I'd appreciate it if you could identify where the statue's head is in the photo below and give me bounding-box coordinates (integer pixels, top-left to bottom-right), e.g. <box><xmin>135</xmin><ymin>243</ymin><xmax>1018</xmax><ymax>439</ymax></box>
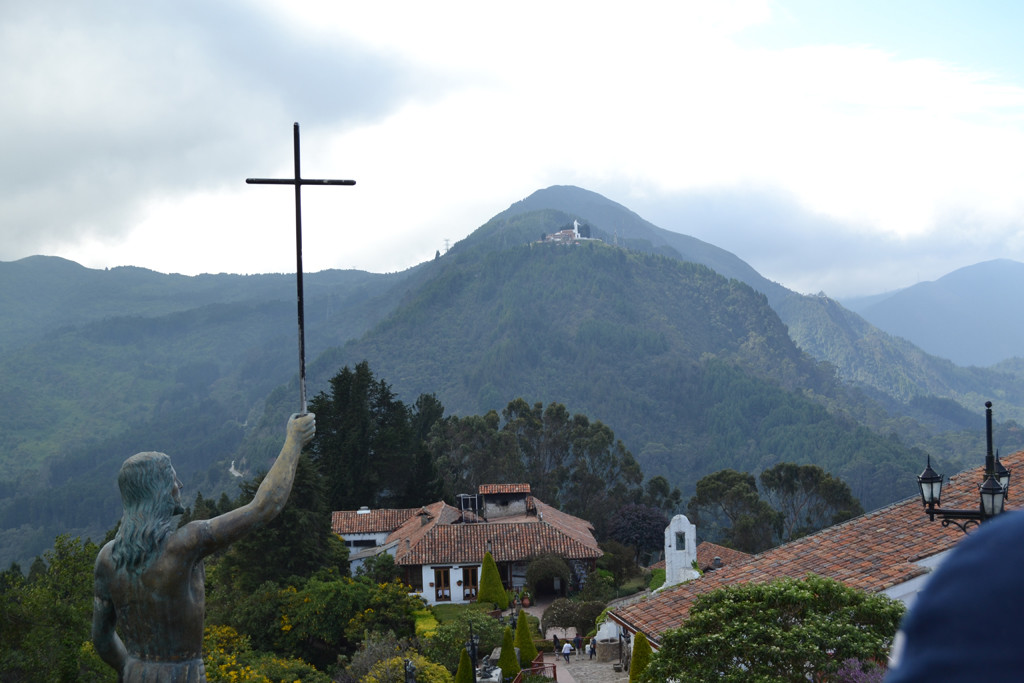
<box><xmin>112</xmin><ymin>452</ymin><xmax>184</xmax><ymax>573</ymax></box>
<box><xmin>118</xmin><ymin>452</ymin><xmax>185</xmax><ymax>518</ymax></box>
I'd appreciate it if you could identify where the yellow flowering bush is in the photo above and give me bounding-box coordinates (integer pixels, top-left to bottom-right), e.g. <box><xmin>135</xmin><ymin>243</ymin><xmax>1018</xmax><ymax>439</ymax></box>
<box><xmin>362</xmin><ymin>653</ymin><xmax>453</xmax><ymax>683</ymax></box>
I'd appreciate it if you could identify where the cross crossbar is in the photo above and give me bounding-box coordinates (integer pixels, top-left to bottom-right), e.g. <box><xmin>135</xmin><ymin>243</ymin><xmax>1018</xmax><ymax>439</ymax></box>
<box><xmin>246</xmin><ymin>122</ymin><xmax>356</xmax><ymax>414</ymax></box>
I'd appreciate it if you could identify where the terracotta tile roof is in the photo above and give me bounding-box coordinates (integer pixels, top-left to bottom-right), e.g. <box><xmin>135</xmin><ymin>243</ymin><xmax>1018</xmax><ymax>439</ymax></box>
<box><xmin>610</xmin><ymin>449</ymin><xmax>1024</xmax><ymax>645</ymax></box>
<box><xmin>479</xmin><ymin>483</ymin><xmax>532</xmax><ymax>494</ymax></box>
<box><xmin>331</xmin><ymin>508</ymin><xmax>419</xmax><ymax>534</ymax></box>
<box><xmin>649</xmin><ymin>542</ymin><xmax>751</xmax><ymax>572</ymax></box>
<box><xmin>394</xmin><ymin>518</ymin><xmax>602</xmax><ymax>565</ymax></box>
<box><xmin>697</xmin><ymin>541</ymin><xmax>751</xmax><ymax>571</ymax></box>
<box><xmin>333</xmin><ymin>492</ymin><xmax>601</xmax><ymax>566</ymax></box>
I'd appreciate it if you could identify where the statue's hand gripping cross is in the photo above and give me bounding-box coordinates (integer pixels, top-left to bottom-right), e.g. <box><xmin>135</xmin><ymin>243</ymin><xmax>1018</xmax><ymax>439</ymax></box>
<box><xmin>247</xmin><ymin>122</ymin><xmax>355</xmax><ymax>414</ymax></box>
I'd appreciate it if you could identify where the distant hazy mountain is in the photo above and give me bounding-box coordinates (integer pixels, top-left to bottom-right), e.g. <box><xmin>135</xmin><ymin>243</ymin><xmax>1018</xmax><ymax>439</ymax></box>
<box><xmin>841</xmin><ymin>259</ymin><xmax>1024</xmax><ymax>367</ymax></box>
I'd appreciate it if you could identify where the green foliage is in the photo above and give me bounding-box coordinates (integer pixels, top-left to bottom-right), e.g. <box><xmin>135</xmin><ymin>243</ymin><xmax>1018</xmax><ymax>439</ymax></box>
<box><xmin>477</xmin><ymin>551</ymin><xmax>508</xmax><ymax>609</ymax></box>
<box><xmin>514</xmin><ymin>609</ymin><xmax>539</xmax><ymax>666</ymax></box>
<box><xmin>454</xmin><ymin>648</ymin><xmax>474</xmax><ymax>683</ymax></box>
<box><xmin>425</xmin><ymin>608</ymin><xmax>504</xmax><ymax>674</ymax></box>
<box><xmin>629</xmin><ymin>631</ymin><xmax>652</xmax><ymax>683</ymax></box>
<box><xmin>541</xmin><ymin>598</ymin><xmax>607</xmax><ymax>638</ymax></box>
<box><xmin>689</xmin><ymin>463</ymin><xmax>866</xmax><ymax>551</ymax></box>
<box><xmin>309</xmin><ymin>361</ymin><xmax>443</xmax><ymax>510</ymax></box>
<box><xmin>497</xmin><ymin>626</ymin><xmax>521</xmax><ymax>679</ymax></box>
<box><xmin>760</xmin><ymin>462</ymin><xmax>864</xmax><ymax>541</ymax></box>
<box><xmin>596</xmin><ymin>540</ymin><xmax>638</xmax><ymax>588</ymax></box>
<box><xmin>608</xmin><ymin>503</ymin><xmax>668</xmax><ymax>565</ymax></box>
<box><xmin>647</xmin><ymin>568</ymin><xmax>666</xmax><ymax>591</ymax></box>
<box><xmin>356</xmin><ymin>552</ymin><xmax>402</xmax><ymax>584</ymax></box>
<box><xmin>363</xmin><ymin>652</ymin><xmax>453</xmax><ymax>683</ymax></box>
<box><xmin>525</xmin><ymin>553</ymin><xmax>571</xmax><ymax>595</ymax></box>
<box><xmin>639</xmin><ymin>574</ymin><xmax>905</xmax><ymax>683</ymax></box>
<box><xmin>688</xmin><ymin>469</ymin><xmax>783</xmax><ymax>552</ymax></box>
<box><xmin>342</xmin><ymin>631</ymin><xmax>416</xmax><ymax>682</ymax></box>
<box><xmin>576</xmin><ymin>569</ymin><xmax>615</xmax><ymax>602</ymax></box>
<box><xmin>0</xmin><ymin>534</ymin><xmax>99</xmax><ymax>682</ymax></box>
<box><xmin>430</xmin><ymin>398</ymin><xmax>644</xmax><ymax>537</ymax></box>
<box><xmin>203</xmin><ymin>623</ymin><xmax>332</xmax><ymax>683</ymax></box>
<box><xmin>215</xmin><ymin>453</ymin><xmax>344</xmax><ymax>593</ymax></box>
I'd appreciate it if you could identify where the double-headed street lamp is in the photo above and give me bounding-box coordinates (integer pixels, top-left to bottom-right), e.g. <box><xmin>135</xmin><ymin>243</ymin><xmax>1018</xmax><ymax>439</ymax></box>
<box><xmin>465</xmin><ymin>623</ymin><xmax>480</xmax><ymax>683</ymax></box>
<box><xmin>917</xmin><ymin>401</ymin><xmax>1011</xmax><ymax>533</ymax></box>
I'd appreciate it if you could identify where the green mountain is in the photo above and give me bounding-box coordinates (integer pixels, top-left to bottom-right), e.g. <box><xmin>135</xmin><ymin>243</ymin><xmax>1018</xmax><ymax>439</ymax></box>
<box><xmin>299</xmin><ymin>234</ymin><xmax>928</xmax><ymax>514</ymax></box>
<box><xmin>1</xmin><ymin>186</ymin><xmax>1020</xmax><ymax>569</ymax></box>
<box><xmin>492</xmin><ymin>187</ymin><xmax>1024</xmax><ymax>425</ymax></box>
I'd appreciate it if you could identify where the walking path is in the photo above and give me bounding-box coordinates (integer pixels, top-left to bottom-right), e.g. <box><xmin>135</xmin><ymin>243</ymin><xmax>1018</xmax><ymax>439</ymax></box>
<box><xmin>520</xmin><ymin>599</ymin><xmax>629</xmax><ymax>683</ymax></box>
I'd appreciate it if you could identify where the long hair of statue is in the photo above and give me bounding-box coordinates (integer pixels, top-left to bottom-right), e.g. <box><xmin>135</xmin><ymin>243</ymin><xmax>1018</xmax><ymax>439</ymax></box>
<box><xmin>111</xmin><ymin>451</ymin><xmax>179</xmax><ymax>575</ymax></box>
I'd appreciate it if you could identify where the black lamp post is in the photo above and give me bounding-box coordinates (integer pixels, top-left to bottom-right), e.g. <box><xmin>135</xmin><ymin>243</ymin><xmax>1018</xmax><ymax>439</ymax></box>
<box><xmin>466</xmin><ymin>623</ymin><xmax>480</xmax><ymax>683</ymax></box>
<box><xmin>917</xmin><ymin>401</ymin><xmax>1011</xmax><ymax>533</ymax></box>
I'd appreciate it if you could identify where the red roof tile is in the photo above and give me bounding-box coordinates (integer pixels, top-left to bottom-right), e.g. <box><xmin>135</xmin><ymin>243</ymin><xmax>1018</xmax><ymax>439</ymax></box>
<box><xmin>333</xmin><ymin>493</ymin><xmax>601</xmax><ymax>566</ymax></box>
<box><xmin>610</xmin><ymin>449</ymin><xmax>1024</xmax><ymax>645</ymax></box>
<box><xmin>479</xmin><ymin>483</ymin><xmax>532</xmax><ymax>494</ymax></box>
<box><xmin>331</xmin><ymin>508</ymin><xmax>419</xmax><ymax>534</ymax></box>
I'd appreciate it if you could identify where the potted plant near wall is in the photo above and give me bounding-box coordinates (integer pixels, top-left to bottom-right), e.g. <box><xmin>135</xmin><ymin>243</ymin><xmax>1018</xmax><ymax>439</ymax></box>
<box><xmin>520</xmin><ymin>589</ymin><xmax>532</xmax><ymax>607</ymax></box>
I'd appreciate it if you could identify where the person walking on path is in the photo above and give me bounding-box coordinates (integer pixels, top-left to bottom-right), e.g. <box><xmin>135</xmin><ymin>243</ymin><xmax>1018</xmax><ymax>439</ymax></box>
<box><xmin>574</xmin><ymin>634</ymin><xmax>583</xmax><ymax>658</ymax></box>
<box><xmin>562</xmin><ymin>641</ymin><xmax>573</xmax><ymax>664</ymax></box>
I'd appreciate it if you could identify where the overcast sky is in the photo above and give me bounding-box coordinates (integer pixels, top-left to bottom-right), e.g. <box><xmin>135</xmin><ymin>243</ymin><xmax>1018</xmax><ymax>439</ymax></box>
<box><xmin>4</xmin><ymin>1</ymin><xmax>1024</xmax><ymax>298</ymax></box>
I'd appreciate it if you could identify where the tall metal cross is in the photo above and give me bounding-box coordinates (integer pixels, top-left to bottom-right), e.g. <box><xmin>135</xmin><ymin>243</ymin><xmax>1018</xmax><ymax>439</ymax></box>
<box><xmin>247</xmin><ymin>122</ymin><xmax>356</xmax><ymax>414</ymax></box>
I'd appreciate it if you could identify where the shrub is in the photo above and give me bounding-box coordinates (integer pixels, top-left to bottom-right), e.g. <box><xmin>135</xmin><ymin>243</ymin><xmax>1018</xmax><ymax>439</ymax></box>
<box><xmin>477</xmin><ymin>552</ymin><xmax>508</xmax><ymax>609</ymax></box>
<box><xmin>629</xmin><ymin>632</ymin><xmax>652</xmax><ymax>683</ymax></box>
<box><xmin>363</xmin><ymin>652</ymin><xmax>453</xmax><ymax>683</ymax></box>
<box><xmin>497</xmin><ymin>627</ymin><xmax>521</xmax><ymax>680</ymax></box>
<box><xmin>514</xmin><ymin>609</ymin><xmax>539</xmax><ymax>666</ymax></box>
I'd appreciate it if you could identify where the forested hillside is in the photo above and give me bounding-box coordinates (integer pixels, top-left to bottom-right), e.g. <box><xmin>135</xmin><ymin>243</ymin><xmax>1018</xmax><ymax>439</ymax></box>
<box><xmin>297</xmin><ymin>237</ymin><xmax>928</xmax><ymax>511</ymax></box>
<box><xmin>3</xmin><ymin>187</ymin><xmax>1023</xmax><ymax>570</ymax></box>
<box><xmin>503</xmin><ymin>187</ymin><xmax>1024</xmax><ymax>425</ymax></box>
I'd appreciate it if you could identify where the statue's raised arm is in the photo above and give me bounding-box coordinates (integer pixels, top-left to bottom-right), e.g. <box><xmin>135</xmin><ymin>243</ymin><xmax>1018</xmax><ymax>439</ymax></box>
<box><xmin>193</xmin><ymin>412</ymin><xmax>316</xmax><ymax>554</ymax></box>
<box><xmin>92</xmin><ymin>412</ymin><xmax>315</xmax><ymax>683</ymax></box>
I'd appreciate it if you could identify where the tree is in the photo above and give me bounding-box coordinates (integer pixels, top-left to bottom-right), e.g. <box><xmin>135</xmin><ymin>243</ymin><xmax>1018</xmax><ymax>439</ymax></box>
<box><xmin>608</xmin><ymin>503</ymin><xmax>669</xmax><ymax>565</ymax></box>
<box><xmin>309</xmin><ymin>362</ymin><xmax>442</xmax><ymax>510</ymax></box>
<box><xmin>454</xmin><ymin>648</ymin><xmax>474</xmax><ymax>683</ymax></box>
<box><xmin>687</xmin><ymin>469</ymin><xmax>782</xmax><ymax>552</ymax></box>
<box><xmin>525</xmin><ymin>553</ymin><xmax>571</xmax><ymax>596</ymax></box>
<box><xmin>514</xmin><ymin>609</ymin><xmax>538</xmax><ymax>666</ymax></box>
<box><xmin>629</xmin><ymin>631</ymin><xmax>652</xmax><ymax>683</ymax></box>
<box><xmin>642</xmin><ymin>475</ymin><xmax>682</xmax><ymax>513</ymax></box>
<box><xmin>497</xmin><ymin>626</ymin><xmax>520</xmax><ymax>680</ymax></box>
<box><xmin>428</xmin><ymin>411</ymin><xmax>522</xmax><ymax>499</ymax></box>
<box><xmin>214</xmin><ymin>453</ymin><xmax>345</xmax><ymax>593</ymax></box>
<box><xmin>363</xmin><ymin>652</ymin><xmax>453</xmax><ymax>683</ymax></box>
<box><xmin>425</xmin><ymin>609</ymin><xmax>503</xmax><ymax>674</ymax></box>
<box><xmin>639</xmin><ymin>574</ymin><xmax>905</xmax><ymax>683</ymax></box>
<box><xmin>477</xmin><ymin>551</ymin><xmax>508</xmax><ymax>609</ymax></box>
<box><xmin>541</xmin><ymin>598</ymin><xmax>606</xmax><ymax>638</ymax></box>
<box><xmin>597</xmin><ymin>540</ymin><xmax>637</xmax><ymax>588</ymax></box>
<box><xmin>356</xmin><ymin>552</ymin><xmax>402</xmax><ymax>584</ymax></box>
<box><xmin>0</xmin><ymin>535</ymin><xmax>101</xmax><ymax>683</ymax></box>
<box><xmin>760</xmin><ymin>462</ymin><xmax>863</xmax><ymax>541</ymax></box>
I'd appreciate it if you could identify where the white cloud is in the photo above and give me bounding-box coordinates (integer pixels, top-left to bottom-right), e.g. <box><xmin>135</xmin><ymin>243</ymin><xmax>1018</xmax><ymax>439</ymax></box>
<box><xmin>4</xmin><ymin>0</ymin><xmax>1024</xmax><ymax>296</ymax></box>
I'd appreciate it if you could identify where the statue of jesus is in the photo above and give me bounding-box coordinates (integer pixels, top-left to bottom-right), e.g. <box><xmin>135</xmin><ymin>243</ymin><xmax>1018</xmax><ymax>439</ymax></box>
<box><xmin>91</xmin><ymin>412</ymin><xmax>316</xmax><ymax>682</ymax></box>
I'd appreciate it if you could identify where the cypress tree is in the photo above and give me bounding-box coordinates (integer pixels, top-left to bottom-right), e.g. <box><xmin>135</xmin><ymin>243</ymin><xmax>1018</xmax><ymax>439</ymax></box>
<box><xmin>514</xmin><ymin>609</ymin><xmax>538</xmax><ymax>667</ymax></box>
<box><xmin>497</xmin><ymin>626</ymin><xmax>521</xmax><ymax>680</ymax></box>
<box><xmin>629</xmin><ymin>631</ymin><xmax>652</xmax><ymax>683</ymax></box>
<box><xmin>454</xmin><ymin>648</ymin><xmax>474</xmax><ymax>683</ymax></box>
<box><xmin>477</xmin><ymin>551</ymin><xmax>508</xmax><ymax>609</ymax></box>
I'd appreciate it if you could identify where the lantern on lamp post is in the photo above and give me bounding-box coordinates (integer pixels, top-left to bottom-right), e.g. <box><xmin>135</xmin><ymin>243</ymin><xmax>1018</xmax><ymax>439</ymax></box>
<box><xmin>917</xmin><ymin>402</ymin><xmax>1010</xmax><ymax>533</ymax></box>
